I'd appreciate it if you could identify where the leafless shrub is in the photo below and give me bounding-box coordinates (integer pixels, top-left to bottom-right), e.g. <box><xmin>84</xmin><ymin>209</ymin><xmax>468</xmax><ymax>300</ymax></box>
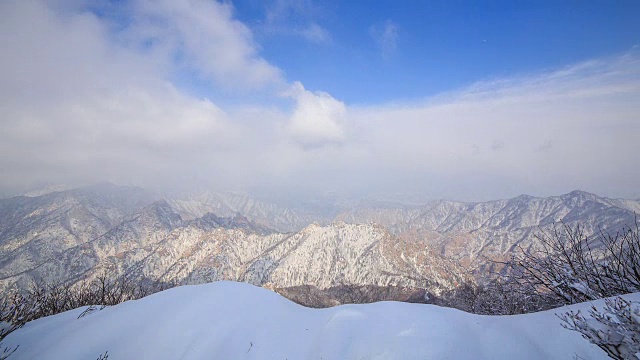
<box><xmin>441</xmin><ymin>220</ymin><xmax>640</xmax><ymax>316</ymax></box>
<box><xmin>488</xmin><ymin>219</ymin><xmax>640</xmax><ymax>359</ymax></box>
<box><xmin>558</xmin><ymin>297</ymin><xmax>640</xmax><ymax>360</ymax></box>
<box><xmin>501</xmin><ymin>221</ymin><xmax>640</xmax><ymax>309</ymax></box>
<box><xmin>0</xmin><ymin>273</ymin><xmax>176</xmax><ymax>359</ymax></box>
<box><xmin>0</xmin><ymin>273</ymin><xmax>174</xmax><ymax>341</ymax></box>
<box><xmin>0</xmin><ymin>291</ymin><xmax>41</xmax><ymax>341</ymax></box>
<box><xmin>440</xmin><ymin>277</ymin><xmax>550</xmax><ymax>315</ymax></box>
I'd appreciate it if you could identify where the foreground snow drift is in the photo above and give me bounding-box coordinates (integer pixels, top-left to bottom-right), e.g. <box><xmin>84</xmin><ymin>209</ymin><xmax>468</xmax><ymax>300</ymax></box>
<box><xmin>4</xmin><ymin>281</ymin><xmax>635</xmax><ymax>360</ymax></box>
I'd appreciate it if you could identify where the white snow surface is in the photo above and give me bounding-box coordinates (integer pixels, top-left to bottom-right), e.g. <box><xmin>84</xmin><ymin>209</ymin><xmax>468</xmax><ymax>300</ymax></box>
<box><xmin>5</xmin><ymin>281</ymin><xmax>637</xmax><ymax>360</ymax></box>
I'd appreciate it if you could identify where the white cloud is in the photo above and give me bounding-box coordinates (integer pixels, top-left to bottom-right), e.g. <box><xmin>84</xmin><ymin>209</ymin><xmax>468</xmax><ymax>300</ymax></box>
<box><xmin>1</xmin><ymin>0</ymin><xmax>639</xmax><ymax>201</ymax></box>
<box><xmin>0</xmin><ymin>0</ymin><xmax>268</xmax><ymax>194</ymax></box>
<box><xmin>285</xmin><ymin>82</ymin><xmax>347</xmax><ymax>148</ymax></box>
<box><xmin>346</xmin><ymin>53</ymin><xmax>640</xmax><ymax>200</ymax></box>
<box><xmin>370</xmin><ymin>20</ymin><xmax>398</xmax><ymax>58</ymax></box>
<box><xmin>130</xmin><ymin>0</ymin><xmax>283</xmax><ymax>89</ymax></box>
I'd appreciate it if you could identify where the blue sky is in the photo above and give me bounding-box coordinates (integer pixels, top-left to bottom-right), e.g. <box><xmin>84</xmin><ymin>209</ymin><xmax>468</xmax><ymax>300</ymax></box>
<box><xmin>230</xmin><ymin>0</ymin><xmax>640</xmax><ymax>104</ymax></box>
<box><xmin>1</xmin><ymin>0</ymin><xmax>640</xmax><ymax>201</ymax></box>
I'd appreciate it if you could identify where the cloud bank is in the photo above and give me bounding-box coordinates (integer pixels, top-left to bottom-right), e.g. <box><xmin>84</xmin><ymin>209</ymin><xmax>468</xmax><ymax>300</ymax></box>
<box><xmin>132</xmin><ymin>0</ymin><xmax>283</xmax><ymax>89</ymax></box>
<box><xmin>1</xmin><ymin>0</ymin><xmax>639</xmax><ymax>201</ymax></box>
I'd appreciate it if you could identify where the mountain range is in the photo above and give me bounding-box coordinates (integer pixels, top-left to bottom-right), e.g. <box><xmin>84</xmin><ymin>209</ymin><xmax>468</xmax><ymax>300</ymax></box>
<box><xmin>0</xmin><ymin>183</ymin><xmax>638</xmax><ymax>305</ymax></box>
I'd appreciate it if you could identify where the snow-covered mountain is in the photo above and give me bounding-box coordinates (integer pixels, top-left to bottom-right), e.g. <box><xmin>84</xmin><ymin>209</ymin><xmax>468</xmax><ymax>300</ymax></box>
<box><xmin>335</xmin><ymin>190</ymin><xmax>640</xmax><ymax>276</ymax></box>
<box><xmin>0</xmin><ymin>184</ymin><xmax>156</xmax><ymax>285</ymax></box>
<box><xmin>0</xmin><ymin>184</ymin><xmax>638</xmax><ymax>299</ymax></box>
<box><xmin>3</xmin><ymin>281</ymin><xmax>633</xmax><ymax>360</ymax></box>
<box><xmin>0</xmin><ymin>195</ymin><xmax>466</xmax><ymax>297</ymax></box>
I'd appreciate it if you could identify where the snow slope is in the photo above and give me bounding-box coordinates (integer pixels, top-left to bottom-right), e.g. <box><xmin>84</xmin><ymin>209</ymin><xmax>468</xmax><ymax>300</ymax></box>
<box><xmin>4</xmin><ymin>281</ymin><xmax>634</xmax><ymax>360</ymax></box>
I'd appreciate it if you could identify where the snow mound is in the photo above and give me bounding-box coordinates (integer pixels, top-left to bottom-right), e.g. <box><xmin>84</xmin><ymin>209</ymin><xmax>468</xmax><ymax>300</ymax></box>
<box><xmin>4</xmin><ymin>281</ymin><xmax>636</xmax><ymax>359</ymax></box>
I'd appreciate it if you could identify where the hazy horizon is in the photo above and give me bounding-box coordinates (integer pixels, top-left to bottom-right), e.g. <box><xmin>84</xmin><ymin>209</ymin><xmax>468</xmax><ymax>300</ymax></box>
<box><xmin>1</xmin><ymin>1</ymin><xmax>639</xmax><ymax>202</ymax></box>
<box><xmin>3</xmin><ymin>181</ymin><xmax>638</xmax><ymax>209</ymax></box>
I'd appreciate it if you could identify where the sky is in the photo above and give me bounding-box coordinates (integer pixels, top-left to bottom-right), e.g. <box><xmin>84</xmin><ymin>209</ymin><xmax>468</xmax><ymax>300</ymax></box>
<box><xmin>0</xmin><ymin>0</ymin><xmax>639</xmax><ymax>202</ymax></box>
